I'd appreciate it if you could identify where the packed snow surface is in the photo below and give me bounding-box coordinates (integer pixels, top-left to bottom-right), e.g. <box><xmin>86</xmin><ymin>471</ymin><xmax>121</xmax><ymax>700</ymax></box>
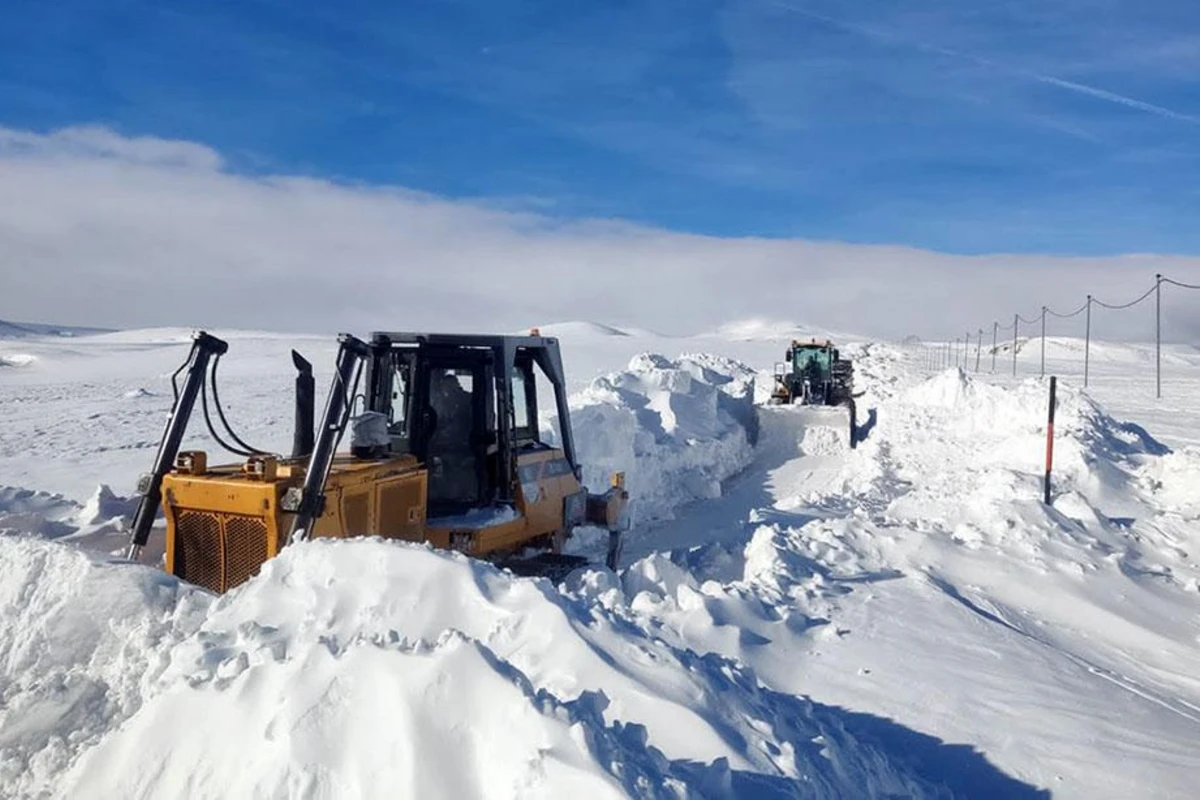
<box><xmin>3</xmin><ymin>323</ymin><xmax>1200</xmax><ymax>798</ymax></box>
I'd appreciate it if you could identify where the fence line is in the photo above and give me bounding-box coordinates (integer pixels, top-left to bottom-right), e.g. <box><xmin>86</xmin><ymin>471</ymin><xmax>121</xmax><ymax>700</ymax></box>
<box><xmin>918</xmin><ymin>274</ymin><xmax>1200</xmax><ymax>398</ymax></box>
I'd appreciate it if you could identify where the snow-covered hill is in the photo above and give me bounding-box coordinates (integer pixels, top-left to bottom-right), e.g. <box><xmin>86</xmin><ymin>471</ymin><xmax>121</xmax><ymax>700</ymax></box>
<box><xmin>2</xmin><ymin>324</ymin><xmax>1200</xmax><ymax>798</ymax></box>
<box><xmin>0</xmin><ymin>319</ymin><xmax>113</xmax><ymax>338</ymax></box>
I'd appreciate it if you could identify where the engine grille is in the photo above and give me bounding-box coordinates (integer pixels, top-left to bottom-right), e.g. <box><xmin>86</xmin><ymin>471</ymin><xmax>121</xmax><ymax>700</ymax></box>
<box><xmin>174</xmin><ymin>511</ymin><xmax>269</xmax><ymax>593</ymax></box>
<box><xmin>176</xmin><ymin>511</ymin><xmax>223</xmax><ymax>593</ymax></box>
<box><xmin>224</xmin><ymin>515</ymin><xmax>269</xmax><ymax>590</ymax></box>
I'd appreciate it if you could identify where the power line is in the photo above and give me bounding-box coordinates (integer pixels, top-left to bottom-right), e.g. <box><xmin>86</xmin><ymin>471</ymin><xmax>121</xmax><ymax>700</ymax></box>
<box><xmin>1093</xmin><ymin>284</ymin><xmax>1156</xmax><ymax>310</ymax></box>
<box><xmin>921</xmin><ymin>273</ymin><xmax>1200</xmax><ymax>397</ymax></box>
<box><xmin>1046</xmin><ymin>301</ymin><xmax>1088</xmax><ymax>319</ymax></box>
<box><xmin>1162</xmin><ymin>276</ymin><xmax>1200</xmax><ymax>290</ymax></box>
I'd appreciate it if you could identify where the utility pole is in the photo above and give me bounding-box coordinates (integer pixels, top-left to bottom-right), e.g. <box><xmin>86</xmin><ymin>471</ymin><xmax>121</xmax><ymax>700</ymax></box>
<box><xmin>1156</xmin><ymin>274</ymin><xmax>1162</xmax><ymax>399</ymax></box>
<box><xmin>991</xmin><ymin>322</ymin><xmax>998</xmax><ymax>373</ymax></box>
<box><xmin>976</xmin><ymin>328</ymin><xmax>983</xmax><ymax>372</ymax></box>
<box><xmin>1040</xmin><ymin>306</ymin><xmax>1047</xmax><ymax>378</ymax></box>
<box><xmin>1012</xmin><ymin>314</ymin><xmax>1018</xmax><ymax>377</ymax></box>
<box><xmin>1084</xmin><ymin>295</ymin><xmax>1092</xmax><ymax>388</ymax></box>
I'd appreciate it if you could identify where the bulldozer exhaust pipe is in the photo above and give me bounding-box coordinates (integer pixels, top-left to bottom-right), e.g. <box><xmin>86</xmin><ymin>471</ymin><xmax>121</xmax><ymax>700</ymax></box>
<box><xmin>291</xmin><ymin>350</ymin><xmax>315</xmax><ymax>458</ymax></box>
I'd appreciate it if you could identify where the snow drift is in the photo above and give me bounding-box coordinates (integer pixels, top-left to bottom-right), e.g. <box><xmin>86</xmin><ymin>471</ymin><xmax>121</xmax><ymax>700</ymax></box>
<box><xmin>0</xmin><ymin>536</ymin><xmax>951</xmax><ymax>799</ymax></box>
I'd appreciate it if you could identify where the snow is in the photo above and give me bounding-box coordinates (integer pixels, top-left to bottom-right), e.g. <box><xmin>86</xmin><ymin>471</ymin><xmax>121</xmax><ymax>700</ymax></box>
<box><xmin>0</xmin><ymin>354</ymin><xmax>37</xmax><ymax>368</ymax></box>
<box><xmin>3</xmin><ymin>324</ymin><xmax>1200</xmax><ymax>798</ymax></box>
<box><xmin>553</xmin><ymin>352</ymin><xmax>758</xmax><ymax>528</ymax></box>
<box><xmin>712</xmin><ymin>318</ymin><xmax>833</xmax><ymax>342</ymax></box>
<box><xmin>524</xmin><ymin>320</ymin><xmax>633</xmax><ymax>338</ymax></box>
<box><xmin>429</xmin><ymin>504</ymin><xmax>520</xmax><ymax>529</ymax></box>
<box><xmin>1</xmin><ymin>536</ymin><xmax>955</xmax><ymax>799</ymax></box>
<box><xmin>0</xmin><ymin>319</ymin><xmax>112</xmax><ymax>339</ymax></box>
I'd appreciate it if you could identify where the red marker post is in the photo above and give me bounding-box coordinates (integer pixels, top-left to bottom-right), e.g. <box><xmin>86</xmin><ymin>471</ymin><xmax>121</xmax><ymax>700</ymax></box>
<box><xmin>1044</xmin><ymin>376</ymin><xmax>1057</xmax><ymax>505</ymax></box>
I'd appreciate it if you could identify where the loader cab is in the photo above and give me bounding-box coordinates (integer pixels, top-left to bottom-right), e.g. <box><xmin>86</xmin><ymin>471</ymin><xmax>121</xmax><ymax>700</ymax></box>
<box><xmin>364</xmin><ymin>332</ymin><xmax>579</xmax><ymax>519</ymax></box>
<box><xmin>791</xmin><ymin>343</ymin><xmax>834</xmax><ymax>379</ymax></box>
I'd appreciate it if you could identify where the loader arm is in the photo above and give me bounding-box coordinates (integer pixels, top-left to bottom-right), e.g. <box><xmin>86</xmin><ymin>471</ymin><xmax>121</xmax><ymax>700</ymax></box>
<box><xmin>125</xmin><ymin>331</ymin><xmax>229</xmax><ymax>560</ymax></box>
<box><xmin>285</xmin><ymin>333</ymin><xmax>372</xmax><ymax>543</ymax></box>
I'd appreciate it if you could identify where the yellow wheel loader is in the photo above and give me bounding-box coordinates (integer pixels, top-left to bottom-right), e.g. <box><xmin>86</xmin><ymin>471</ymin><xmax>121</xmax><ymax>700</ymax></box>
<box><xmin>124</xmin><ymin>330</ymin><xmax>629</xmax><ymax>594</ymax></box>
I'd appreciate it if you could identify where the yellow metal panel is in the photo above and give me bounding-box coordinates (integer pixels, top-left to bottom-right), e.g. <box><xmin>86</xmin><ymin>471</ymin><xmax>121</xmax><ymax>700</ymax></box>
<box><xmin>376</xmin><ymin>471</ymin><xmax>427</xmax><ymax>542</ymax></box>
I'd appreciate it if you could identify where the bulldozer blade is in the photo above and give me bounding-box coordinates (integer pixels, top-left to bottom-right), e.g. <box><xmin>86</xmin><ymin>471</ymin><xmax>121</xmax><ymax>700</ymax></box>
<box><xmin>501</xmin><ymin>552</ymin><xmax>594</xmax><ymax>583</ymax></box>
<box><xmin>774</xmin><ymin>404</ymin><xmax>857</xmax><ymax>454</ymax></box>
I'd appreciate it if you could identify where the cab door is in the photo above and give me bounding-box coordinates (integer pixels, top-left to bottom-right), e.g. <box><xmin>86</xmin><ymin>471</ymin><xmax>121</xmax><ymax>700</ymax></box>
<box><xmin>410</xmin><ymin>349</ymin><xmax>496</xmax><ymax>515</ymax></box>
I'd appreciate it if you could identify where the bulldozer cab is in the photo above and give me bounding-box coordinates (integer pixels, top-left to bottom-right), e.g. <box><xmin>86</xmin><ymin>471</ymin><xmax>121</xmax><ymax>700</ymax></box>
<box><xmin>365</xmin><ymin>332</ymin><xmax>577</xmax><ymax>521</ymax></box>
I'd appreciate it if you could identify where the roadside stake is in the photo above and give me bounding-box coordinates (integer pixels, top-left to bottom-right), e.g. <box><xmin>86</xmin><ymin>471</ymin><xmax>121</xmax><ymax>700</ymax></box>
<box><xmin>1044</xmin><ymin>376</ymin><xmax>1057</xmax><ymax>505</ymax></box>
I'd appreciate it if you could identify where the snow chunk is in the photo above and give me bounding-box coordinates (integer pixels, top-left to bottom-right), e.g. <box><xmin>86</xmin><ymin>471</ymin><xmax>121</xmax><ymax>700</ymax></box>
<box><xmin>0</xmin><ymin>486</ymin><xmax>81</xmax><ymax>537</ymax></box>
<box><xmin>1</xmin><ymin>484</ymin><xmax>139</xmax><ymax>554</ymax></box>
<box><xmin>0</xmin><ymin>353</ymin><xmax>36</xmax><ymax>368</ymax></box>
<box><xmin>76</xmin><ymin>483</ymin><xmax>138</xmax><ymax>529</ymax></box>
<box><xmin>556</xmin><ymin>353</ymin><xmax>758</xmax><ymax>524</ymax></box>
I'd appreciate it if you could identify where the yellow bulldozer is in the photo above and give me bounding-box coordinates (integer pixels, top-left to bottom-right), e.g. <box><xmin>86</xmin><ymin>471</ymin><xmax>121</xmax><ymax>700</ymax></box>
<box><xmin>124</xmin><ymin>330</ymin><xmax>629</xmax><ymax>594</ymax></box>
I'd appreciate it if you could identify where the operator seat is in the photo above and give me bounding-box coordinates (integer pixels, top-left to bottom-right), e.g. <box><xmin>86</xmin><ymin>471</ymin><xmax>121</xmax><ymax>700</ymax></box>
<box><xmin>426</xmin><ymin>370</ymin><xmax>480</xmax><ymax>506</ymax></box>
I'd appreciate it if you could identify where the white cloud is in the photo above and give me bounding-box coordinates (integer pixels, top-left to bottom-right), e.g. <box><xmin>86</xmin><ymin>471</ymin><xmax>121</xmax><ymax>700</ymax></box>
<box><xmin>0</xmin><ymin>125</ymin><xmax>1198</xmax><ymax>342</ymax></box>
<box><xmin>0</xmin><ymin>125</ymin><xmax>223</xmax><ymax>170</ymax></box>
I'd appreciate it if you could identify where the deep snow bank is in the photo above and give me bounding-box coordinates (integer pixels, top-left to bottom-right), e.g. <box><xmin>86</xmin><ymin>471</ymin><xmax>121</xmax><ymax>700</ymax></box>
<box><xmin>872</xmin><ymin>367</ymin><xmax>1200</xmax><ymax>607</ymax></box>
<box><xmin>0</xmin><ymin>536</ymin><xmax>951</xmax><ymax>799</ymax></box>
<box><xmin>0</xmin><ymin>537</ymin><xmax>209</xmax><ymax>798</ymax></box>
<box><xmin>893</xmin><ymin>368</ymin><xmax>1177</xmax><ymax>513</ymax></box>
<box><xmin>556</xmin><ymin>353</ymin><xmax>758</xmax><ymax>525</ymax></box>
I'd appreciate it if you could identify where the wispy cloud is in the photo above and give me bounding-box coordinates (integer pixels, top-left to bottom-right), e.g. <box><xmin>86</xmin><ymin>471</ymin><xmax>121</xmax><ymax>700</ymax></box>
<box><xmin>1025</xmin><ymin>73</ymin><xmax>1200</xmax><ymax>125</ymax></box>
<box><xmin>769</xmin><ymin>1</ymin><xmax>1200</xmax><ymax>126</ymax></box>
<box><xmin>1</xmin><ymin>126</ymin><xmax>1198</xmax><ymax>342</ymax></box>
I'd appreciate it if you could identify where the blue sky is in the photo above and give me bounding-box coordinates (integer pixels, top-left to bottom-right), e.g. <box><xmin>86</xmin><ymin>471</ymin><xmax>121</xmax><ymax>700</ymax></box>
<box><xmin>2</xmin><ymin>0</ymin><xmax>1199</xmax><ymax>255</ymax></box>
